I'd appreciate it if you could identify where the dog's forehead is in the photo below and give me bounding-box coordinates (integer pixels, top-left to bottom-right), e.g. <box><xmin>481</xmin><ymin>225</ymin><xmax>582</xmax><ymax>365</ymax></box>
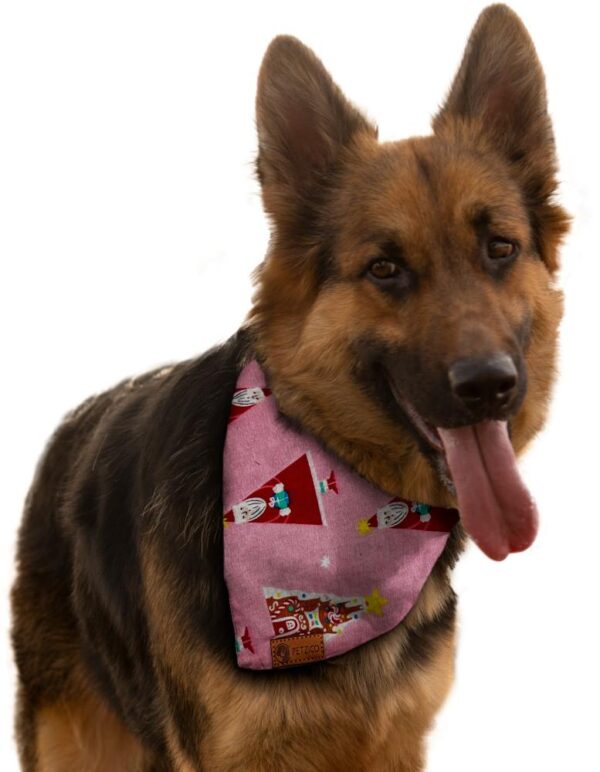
<box><xmin>337</xmin><ymin>136</ymin><xmax>530</xmax><ymax>259</ymax></box>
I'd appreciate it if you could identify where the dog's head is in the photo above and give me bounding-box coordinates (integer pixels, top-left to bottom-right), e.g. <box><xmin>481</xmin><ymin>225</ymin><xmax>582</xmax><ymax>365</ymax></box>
<box><xmin>250</xmin><ymin>5</ymin><xmax>569</xmax><ymax>559</ymax></box>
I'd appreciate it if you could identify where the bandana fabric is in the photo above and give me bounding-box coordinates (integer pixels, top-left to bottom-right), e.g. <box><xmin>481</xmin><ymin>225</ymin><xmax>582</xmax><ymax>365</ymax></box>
<box><xmin>223</xmin><ymin>361</ymin><xmax>459</xmax><ymax>669</ymax></box>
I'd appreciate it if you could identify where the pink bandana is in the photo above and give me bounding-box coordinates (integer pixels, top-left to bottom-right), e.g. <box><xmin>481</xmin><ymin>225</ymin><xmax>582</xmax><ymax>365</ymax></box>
<box><xmin>223</xmin><ymin>361</ymin><xmax>458</xmax><ymax>669</ymax></box>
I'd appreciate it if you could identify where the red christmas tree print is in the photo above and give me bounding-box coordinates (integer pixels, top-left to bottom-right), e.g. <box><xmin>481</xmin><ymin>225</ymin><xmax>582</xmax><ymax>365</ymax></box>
<box><xmin>357</xmin><ymin>498</ymin><xmax>458</xmax><ymax>535</ymax></box>
<box><xmin>224</xmin><ymin>453</ymin><xmax>337</xmax><ymax>526</ymax></box>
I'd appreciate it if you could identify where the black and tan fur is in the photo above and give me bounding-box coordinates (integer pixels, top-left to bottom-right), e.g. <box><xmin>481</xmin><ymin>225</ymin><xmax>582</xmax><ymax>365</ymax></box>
<box><xmin>12</xmin><ymin>6</ymin><xmax>569</xmax><ymax>770</ymax></box>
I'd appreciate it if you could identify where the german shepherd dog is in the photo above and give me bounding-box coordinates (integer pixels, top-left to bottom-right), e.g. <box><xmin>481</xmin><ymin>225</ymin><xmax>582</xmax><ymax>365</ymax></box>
<box><xmin>11</xmin><ymin>5</ymin><xmax>569</xmax><ymax>770</ymax></box>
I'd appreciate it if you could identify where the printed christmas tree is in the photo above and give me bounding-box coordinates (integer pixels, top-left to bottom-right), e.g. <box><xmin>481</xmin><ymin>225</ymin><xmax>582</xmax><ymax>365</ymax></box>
<box><xmin>357</xmin><ymin>498</ymin><xmax>459</xmax><ymax>535</ymax></box>
<box><xmin>224</xmin><ymin>453</ymin><xmax>337</xmax><ymax>526</ymax></box>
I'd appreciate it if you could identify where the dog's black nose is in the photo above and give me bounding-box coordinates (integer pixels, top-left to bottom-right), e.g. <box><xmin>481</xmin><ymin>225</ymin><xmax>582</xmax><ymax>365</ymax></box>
<box><xmin>448</xmin><ymin>353</ymin><xmax>518</xmax><ymax>415</ymax></box>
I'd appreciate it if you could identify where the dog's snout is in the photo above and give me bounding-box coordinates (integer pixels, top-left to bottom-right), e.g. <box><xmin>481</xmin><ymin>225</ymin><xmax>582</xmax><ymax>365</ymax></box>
<box><xmin>448</xmin><ymin>353</ymin><xmax>518</xmax><ymax>415</ymax></box>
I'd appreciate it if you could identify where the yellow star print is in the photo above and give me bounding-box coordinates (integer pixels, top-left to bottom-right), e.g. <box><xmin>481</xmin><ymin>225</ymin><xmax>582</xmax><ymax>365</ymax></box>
<box><xmin>357</xmin><ymin>518</ymin><xmax>371</xmax><ymax>535</ymax></box>
<box><xmin>364</xmin><ymin>588</ymin><xmax>388</xmax><ymax>616</ymax></box>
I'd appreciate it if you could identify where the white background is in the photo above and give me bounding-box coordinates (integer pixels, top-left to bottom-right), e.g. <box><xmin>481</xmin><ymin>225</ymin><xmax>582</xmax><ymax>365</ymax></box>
<box><xmin>1</xmin><ymin>1</ymin><xmax>598</xmax><ymax>769</ymax></box>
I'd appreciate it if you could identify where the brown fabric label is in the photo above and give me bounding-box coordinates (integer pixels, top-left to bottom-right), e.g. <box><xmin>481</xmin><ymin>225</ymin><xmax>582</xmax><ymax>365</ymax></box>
<box><xmin>270</xmin><ymin>633</ymin><xmax>325</xmax><ymax>668</ymax></box>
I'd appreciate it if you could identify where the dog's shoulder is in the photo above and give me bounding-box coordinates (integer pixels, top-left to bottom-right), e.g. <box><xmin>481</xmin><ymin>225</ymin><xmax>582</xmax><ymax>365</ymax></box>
<box><xmin>59</xmin><ymin>329</ymin><xmax>250</xmax><ymax>533</ymax></box>
<box><xmin>17</xmin><ymin>327</ymin><xmax>250</xmax><ymax>618</ymax></box>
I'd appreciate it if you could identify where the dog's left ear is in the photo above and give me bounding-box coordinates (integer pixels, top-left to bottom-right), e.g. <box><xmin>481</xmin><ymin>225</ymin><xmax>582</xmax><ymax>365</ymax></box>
<box><xmin>433</xmin><ymin>5</ymin><xmax>569</xmax><ymax>272</ymax></box>
<box><xmin>256</xmin><ymin>36</ymin><xmax>376</xmax><ymax>238</ymax></box>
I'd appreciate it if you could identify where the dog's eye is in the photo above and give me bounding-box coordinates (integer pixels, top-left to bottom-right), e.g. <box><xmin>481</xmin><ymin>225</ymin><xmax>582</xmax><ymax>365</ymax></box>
<box><xmin>488</xmin><ymin>239</ymin><xmax>518</xmax><ymax>260</ymax></box>
<box><xmin>368</xmin><ymin>260</ymin><xmax>399</xmax><ymax>280</ymax></box>
<box><xmin>365</xmin><ymin>257</ymin><xmax>414</xmax><ymax>295</ymax></box>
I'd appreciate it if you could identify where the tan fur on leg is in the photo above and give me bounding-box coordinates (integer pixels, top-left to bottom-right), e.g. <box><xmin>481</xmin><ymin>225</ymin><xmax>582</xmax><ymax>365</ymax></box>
<box><xmin>35</xmin><ymin>690</ymin><xmax>146</xmax><ymax>772</ymax></box>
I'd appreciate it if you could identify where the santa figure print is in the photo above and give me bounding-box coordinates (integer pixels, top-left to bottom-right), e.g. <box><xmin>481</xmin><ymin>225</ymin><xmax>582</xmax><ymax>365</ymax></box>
<box><xmin>357</xmin><ymin>498</ymin><xmax>459</xmax><ymax>534</ymax></box>
<box><xmin>224</xmin><ymin>453</ymin><xmax>338</xmax><ymax>526</ymax></box>
<box><xmin>375</xmin><ymin>501</ymin><xmax>409</xmax><ymax>528</ymax></box>
<box><xmin>230</xmin><ymin>497</ymin><xmax>267</xmax><ymax>523</ymax></box>
<box><xmin>228</xmin><ymin>385</ymin><xmax>272</xmax><ymax>423</ymax></box>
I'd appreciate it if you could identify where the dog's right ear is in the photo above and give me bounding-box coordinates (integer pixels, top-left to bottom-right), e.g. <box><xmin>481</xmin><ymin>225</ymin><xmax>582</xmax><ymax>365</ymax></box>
<box><xmin>256</xmin><ymin>36</ymin><xmax>376</xmax><ymax>236</ymax></box>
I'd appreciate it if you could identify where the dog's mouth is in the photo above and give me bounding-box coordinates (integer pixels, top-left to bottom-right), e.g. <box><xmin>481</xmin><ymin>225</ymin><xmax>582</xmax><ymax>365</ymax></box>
<box><xmin>387</xmin><ymin>377</ymin><xmax>445</xmax><ymax>454</ymax></box>
<box><xmin>385</xmin><ymin>374</ymin><xmax>538</xmax><ymax>562</ymax></box>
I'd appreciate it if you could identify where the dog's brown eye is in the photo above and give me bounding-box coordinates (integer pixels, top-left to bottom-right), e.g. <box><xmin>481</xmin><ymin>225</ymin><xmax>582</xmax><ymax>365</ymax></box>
<box><xmin>488</xmin><ymin>239</ymin><xmax>517</xmax><ymax>260</ymax></box>
<box><xmin>368</xmin><ymin>260</ymin><xmax>398</xmax><ymax>280</ymax></box>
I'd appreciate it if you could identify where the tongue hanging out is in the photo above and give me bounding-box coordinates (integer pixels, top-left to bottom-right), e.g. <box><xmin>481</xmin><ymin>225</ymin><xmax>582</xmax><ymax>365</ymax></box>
<box><xmin>437</xmin><ymin>421</ymin><xmax>538</xmax><ymax>561</ymax></box>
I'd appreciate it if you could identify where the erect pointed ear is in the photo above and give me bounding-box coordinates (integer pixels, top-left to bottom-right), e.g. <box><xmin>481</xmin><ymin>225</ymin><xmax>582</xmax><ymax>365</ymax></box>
<box><xmin>434</xmin><ymin>5</ymin><xmax>550</xmax><ymax>162</ymax></box>
<box><xmin>256</xmin><ymin>36</ymin><xmax>376</xmax><ymax>236</ymax></box>
<box><xmin>433</xmin><ymin>5</ymin><xmax>569</xmax><ymax>272</ymax></box>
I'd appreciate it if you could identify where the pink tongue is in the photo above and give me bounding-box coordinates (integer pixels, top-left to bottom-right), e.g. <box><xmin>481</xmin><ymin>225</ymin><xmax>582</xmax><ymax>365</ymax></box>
<box><xmin>437</xmin><ymin>421</ymin><xmax>538</xmax><ymax>561</ymax></box>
